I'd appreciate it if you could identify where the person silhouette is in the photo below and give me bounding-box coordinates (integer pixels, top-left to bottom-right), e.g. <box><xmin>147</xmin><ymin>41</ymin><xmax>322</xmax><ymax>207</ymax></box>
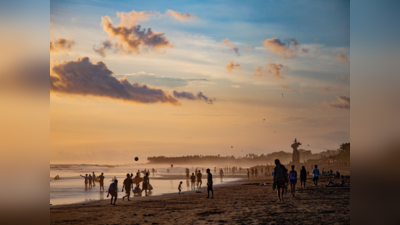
<box><xmin>206</xmin><ymin>168</ymin><xmax>214</xmax><ymax>199</ymax></box>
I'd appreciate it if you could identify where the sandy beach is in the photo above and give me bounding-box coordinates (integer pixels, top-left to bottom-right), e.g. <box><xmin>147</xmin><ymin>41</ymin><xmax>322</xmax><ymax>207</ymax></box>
<box><xmin>50</xmin><ymin>174</ymin><xmax>350</xmax><ymax>224</ymax></box>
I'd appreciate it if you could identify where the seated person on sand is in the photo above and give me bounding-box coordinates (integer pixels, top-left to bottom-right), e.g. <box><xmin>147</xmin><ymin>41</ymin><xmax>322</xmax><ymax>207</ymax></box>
<box><xmin>133</xmin><ymin>184</ymin><xmax>142</xmax><ymax>196</ymax></box>
<box><xmin>326</xmin><ymin>178</ymin><xmax>346</xmax><ymax>187</ymax></box>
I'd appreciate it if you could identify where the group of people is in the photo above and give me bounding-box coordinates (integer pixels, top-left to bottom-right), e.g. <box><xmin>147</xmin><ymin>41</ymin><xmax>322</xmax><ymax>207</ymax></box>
<box><xmin>80</xmin><ymin>172</ymin><xmax>105</xmax><ymax>191</ymax></box>
<box><xmin>107</xmin><ymin>172</ymin><xmax>151</xmax><ymax>205</ymax></box>
<box><xmin>189</xmin><ymin>170</ymin><xmax>203</xmax><ymax>189</ymax></box>
<box><xmin>272</xmin><ymin>159</ymin><xmax>324</xmax><ymax>202</ymax></box>
<box><xmin>179</xmin><ymin>168</ymin><xmax>214</xmax><ymax>198</ymax></box>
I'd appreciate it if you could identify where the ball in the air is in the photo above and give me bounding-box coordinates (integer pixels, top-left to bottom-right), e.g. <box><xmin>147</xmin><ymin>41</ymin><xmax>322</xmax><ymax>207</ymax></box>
<box><xmin>135</xmin><ymin>157</ymin><xmax>139</xmax><ymax>161</ymax></box>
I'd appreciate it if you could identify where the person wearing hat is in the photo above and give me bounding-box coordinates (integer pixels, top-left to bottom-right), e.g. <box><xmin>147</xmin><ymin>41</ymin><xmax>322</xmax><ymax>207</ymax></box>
<box><xmin>107</xmin><ymin>179</ymin><xmax>118</xmax><ymax>205</ymax></box>
<box><xmin>206</xmin><ymin>168</ymin><xmax>214</xmax><ymax>199</ymax></box>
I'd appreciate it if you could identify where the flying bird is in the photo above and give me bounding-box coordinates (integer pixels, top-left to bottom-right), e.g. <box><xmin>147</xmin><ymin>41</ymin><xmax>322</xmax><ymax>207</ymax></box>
<box><xmin>231</xmin><ymin>146</ymin><xmax>233</xmax><ymax>148</ymax></box>
<box><xmin>274</xmin><ymin>131</ymin><xmax>277</xmax><ymax>133</ymax></box>
<box><xmin>262</xmin><ymin>119</ymin><xmax>265</xmax><ymax>122</ymax></box>
<box><xmin>308</xmin><ymin>144</ymin><xmax>310</xmax><ymax>146</ymax></box>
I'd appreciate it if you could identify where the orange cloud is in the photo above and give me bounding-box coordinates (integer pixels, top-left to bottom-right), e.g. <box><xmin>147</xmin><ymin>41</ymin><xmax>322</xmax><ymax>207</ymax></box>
<box><xmin>225</xmin><ymin>60</ymin><xmax>241</xmax><ymax>72</ymax></box>
<box><xmin>50</xmin><ymin>57</ymin><xmax>179</xmax><ymax>105</ymax></box>
<box><xmin>94</xmin><ymin>14</ymin><xmax>172</xmax><ymax>57</ymax></box>
<box><xmin>267</xmin><ymin>63</ymin><xmax>286</xmax><ymax>79</ymax></box>
<box><xmin>253</xmin><ymin>66</ymin><xmax>264</xmax><ymax>77</ymax></box>
<box><xmin>50</xmin><ymin>38</ymin><xmax>75</xmax><ymax>53</ymax></box>
<box><xmin>335</xmin><ymin>47</ymin><xmax>349</xmax><ymax>62</ymax></box>
<box><xmin>263</xmin><ymin>38</ymin><xmax>295</xmax><ymax>59</ymax></box>
<box><xmin>166</xmin><ymin>10</ymin><xmax>197</xmax><ymax>21</ymax></box>
<box><xmin>222</xmin><ymin>38</ymin><xmax>239</xmax><ymax>56</ymax></box>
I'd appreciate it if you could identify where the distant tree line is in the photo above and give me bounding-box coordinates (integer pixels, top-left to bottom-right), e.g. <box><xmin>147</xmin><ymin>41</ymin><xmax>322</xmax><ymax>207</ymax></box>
<box><xmin>147</xmin><ymin>143</ymin><xmax>349</xmax><ymax>165</ymax></box>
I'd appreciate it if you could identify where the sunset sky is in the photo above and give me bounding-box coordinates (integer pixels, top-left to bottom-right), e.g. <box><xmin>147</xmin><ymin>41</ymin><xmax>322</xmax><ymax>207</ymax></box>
<box><xmin>50</xmin><ymin>0</ymin><xmax>350</xmax><ymax>164</ymax></box>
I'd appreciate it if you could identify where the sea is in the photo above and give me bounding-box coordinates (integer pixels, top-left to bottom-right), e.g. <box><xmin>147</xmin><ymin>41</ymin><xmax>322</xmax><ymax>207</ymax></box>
<box><xmin>50</xmin><ymin>164</ymin><xmax>239</xmax><ymax>205</ymax></box>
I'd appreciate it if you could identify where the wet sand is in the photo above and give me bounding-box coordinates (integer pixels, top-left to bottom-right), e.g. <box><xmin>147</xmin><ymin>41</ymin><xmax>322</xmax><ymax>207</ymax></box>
<box><xmin>50</xmin><ymin>174</ymin><xmax>350</xmax><ymax>224</ymax></box>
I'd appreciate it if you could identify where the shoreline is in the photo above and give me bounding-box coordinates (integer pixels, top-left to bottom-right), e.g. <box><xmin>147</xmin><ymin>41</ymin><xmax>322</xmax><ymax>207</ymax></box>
<box><xmin>50</xmin><ymin>177</ymin><xmax>244</xmax><ymax>207</ymax></box>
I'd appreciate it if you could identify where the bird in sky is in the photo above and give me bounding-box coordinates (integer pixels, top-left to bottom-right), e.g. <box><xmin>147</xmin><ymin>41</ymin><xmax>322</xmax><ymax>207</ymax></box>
<box><xmin>274</xmin><ymin>131</ymin><xmax>277</xmax><ymax>133</ymax></box>
<box><xmin>262</xmin><ymin>119</ymin><xmax>265</xmax><ymax>122</ymax></box>
<box><xmin>231</xmin><ymin>146</ymin><xmax>233</xmax><ymax>148</ymax></box>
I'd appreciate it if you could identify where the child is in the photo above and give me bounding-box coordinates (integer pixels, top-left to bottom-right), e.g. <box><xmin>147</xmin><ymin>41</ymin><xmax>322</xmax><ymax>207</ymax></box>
<box><xmin>178</xmin><ymin>181</ymin><xmax>183</xmax><ymax>195</ymax></box>
<box><xmin>289</xmin><ymin>165</ymin><xmax>297</xmax><ymax>197</ymax></box>
<box><xmin>313</xmin><ymin>165</ymin><xmax>320</xmax><ymax>187</ymax></box>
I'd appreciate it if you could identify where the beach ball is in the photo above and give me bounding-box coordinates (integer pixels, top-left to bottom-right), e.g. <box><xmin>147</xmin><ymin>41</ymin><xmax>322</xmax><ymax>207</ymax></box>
<box><xmin>135</xmin><ymin>157</ymin><xmax>139</xmax><ymax>161</ymax></box>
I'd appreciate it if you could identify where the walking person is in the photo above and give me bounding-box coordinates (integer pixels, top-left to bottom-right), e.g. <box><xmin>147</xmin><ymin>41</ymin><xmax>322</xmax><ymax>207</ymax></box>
<box><xmin>122</xmin><ymin>173</ymin><xmax>133</xmax><ymax>201</ymax></box>
<box><xmin>247</xmin><ymin>169</ymin><xmax>250</xmax><ymax>180</ymax></box>
<box><xmin>273</xmin><ymin>159</ymin><xmax>287</xmax><ymax>202</ymax></box>
<box><xmin>92</xmin><ymin>172</ymin><xmax>96</xmax><ymax>187</ymax></box>
<box><xmin>300</xmin><ymin>166</ymin><xmax>307</xmax><ymax>189</ymax></box>
<box><xmin>142</xmin><ymin>172</ymin><xmax>150</xmax><ymax>196</ymax></box>
<box><xmin>107</xmin><ymin>179</ymin><xmax>118</xmax><ymax>205</ymax></box>
<box><xmin>190</xmin><ymin>173</ymin><xmax>196</xmax><ymax>190</ymax></box>
<box><xmin>313</xmin><ymin>165</ymin><xmax>320</xmax><ymax>187</ymax></box>
<box><xmin>289</xmin><ymin>165</ymin><xmax>297</xmax><ymax>197</ymax></box>
<box><xmin>197</xmin><ymin>170</ymin><xmax>202</xmax><ymax>188</ymax></box>
<box><xmin>98</xmin><ymin>173</ymin><xmax>105</xmax><ymax>191</ymax></box>
<box><xmin>206</xmin><ymin>168</ymin><xmax>214</xmax><ymax>199</ymax></box>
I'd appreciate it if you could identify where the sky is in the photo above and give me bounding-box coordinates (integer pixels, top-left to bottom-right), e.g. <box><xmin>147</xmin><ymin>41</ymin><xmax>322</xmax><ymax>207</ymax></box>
<box><xmin>50</xmin><ymin>0</ymin><xmax>350</xmax><ymax>164</ymax></box>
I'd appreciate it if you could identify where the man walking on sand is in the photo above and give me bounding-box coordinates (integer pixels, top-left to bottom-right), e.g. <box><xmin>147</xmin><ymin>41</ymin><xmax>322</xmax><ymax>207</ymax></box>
<box><xmin>197</xmin><ymin>170</ymin><xmax>202</xmax><ymax>188</ymax></box>
<box><xmin>313</xmin><ymin>165</ymin><xmax>320</xmax><ymax>187</ymax></box>
<box><xmin>206</xmin><ymin>168</ymin><xmax>214</xmax><ymax>199</ymax></box>
<box><xmin>107</xmin><ymin>179</ymin><xmax>118</xmax><ymax>205</ymax></box>
<box><xmin>247</xmin><ymin>169</ymin><xmax>250</xmax><ymax>180</ymax></box>
<box><xmin>122</xmin><ymin>173</ymin><xmax>133</xmax><ymax>201</ymax></box>
<box><xmin>273</xmin><ymin>159</ymin><xmax>287</xmax><ymax>202</ymax></box>
<box><xmin>300</xmin><ymin>166</ymin><xmax>307</xmax><ymax>189</ymax></box>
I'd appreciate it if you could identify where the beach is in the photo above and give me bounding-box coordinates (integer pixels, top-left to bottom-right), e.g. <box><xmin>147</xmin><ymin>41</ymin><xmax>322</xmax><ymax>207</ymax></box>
<box><xmin>50</xmin><ymin>174</ymin><xmax>350</xmax><ymax>224</ymax></box>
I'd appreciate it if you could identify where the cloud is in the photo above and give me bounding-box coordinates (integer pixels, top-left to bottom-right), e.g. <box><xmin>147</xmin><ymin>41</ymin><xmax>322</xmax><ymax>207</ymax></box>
<box><xmin>50</xmin><ymin>57</ymin><xmax>179</xmax><ymax>105</ymax></box>
<box><xmin>263</xmin><ymin>38</ymin><xmax>295</xmax><ymax>59</ymax></box>
<box><xmin>339</xmin><ymin>75</ymin><xmax>350</xmax><ymax>80</ymax></box>
<box><xmin>319</xmin><ymin>86</ymin><xmax>332</xmax><ymax>93</ymax></box>
<box><xmin>253</xmin><ymin>66</ymin><xmax>264</xmax><ymax>77</ymax></box>
<box><xmin>267</xmin><ymin>63</ymin><xmax>286</xmax><ymax>79</ymax></box>
<box><xmin>231</xmin><ymin>85</ymin><xmax>240</xmax><ymax>88</ymax></box>
<box><xmin>115</xmin><ymin>74</ymin><xmax>209</xmax><ymax>88</ymax></box>
<box><xmin>173</xmin><ymin>91</ymin><xmax>214</xmax><ymax>104</ymax></box>
<box><xmin>335</xmin><ymin>47</ymin><xmax>349</xmax><ymax>62</ymax></box>
<box><xmin>280</xmin><ymin>85</ymin><xmax>298</xmax><ymax>92</ymax></box>
<box><xmin>329</xmin><ymin>96</ymin><xmax>350</xmax><ymax>109</ymax></box>
<box><xmin>93</xmin><ymin>40</ymin><xmax>113</xmax><ymax>57</ymax></box>
<box><xmin>245</xmin><ymin>46</ymin><xmax>252</xmax><ymax>51</ymax></box>
<box><xmin>95</xmin><ymin>14</ymin><xmax>172</xmax><ymax>56</ymax></box>
<box><xmin>225</xmin><ymin>60</ymin><xmax>241</xmax><ymax>72</ymax></box>
<box><xmin>222</xmin><ymin>38</ymin><xmax>239</xmax><ymax>56</ymax></box>
<box><xmin>166</xmin><ymin>10</ymin><xmax>197</xmax><ymax>21</ymax></box>
<box><xmin>50</xmin><ymin>38</ymin><xmax>75</xmax><ymax>53</ymax></box>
